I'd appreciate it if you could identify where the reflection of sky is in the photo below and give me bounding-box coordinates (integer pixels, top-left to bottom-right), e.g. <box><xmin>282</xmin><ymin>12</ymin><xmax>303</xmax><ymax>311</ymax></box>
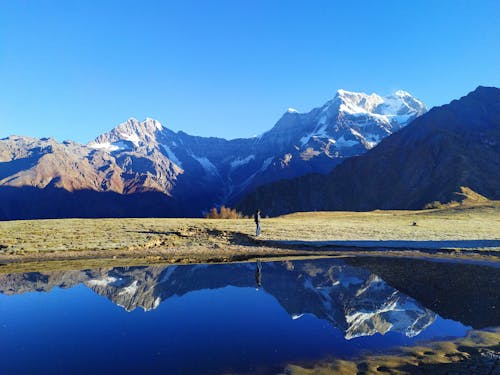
<box><xmin>0</xmin><ymin>283</ymin><xmax>470</xmax><ymax>375</ymax></box>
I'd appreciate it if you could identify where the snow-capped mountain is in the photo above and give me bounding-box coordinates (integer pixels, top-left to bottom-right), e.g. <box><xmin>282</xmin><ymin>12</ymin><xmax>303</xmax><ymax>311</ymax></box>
<box><xmin>89</xmin><ymin>117</ymin><xmax>165</xmax><ymax>152</ymax></box>
<box><xmin>259</xmin><ymin>89</ymin><xmax>425</xmax><ymax>152</ymax></box>
<box><xmin>0</xmin><ymin>89</ymin><xmax>426</xmax><ymax>219</ymax></box>
<box><xmin>237</xmin><ymin>86</ymin><xmax>500</xmax><ymax>216</ymax></box>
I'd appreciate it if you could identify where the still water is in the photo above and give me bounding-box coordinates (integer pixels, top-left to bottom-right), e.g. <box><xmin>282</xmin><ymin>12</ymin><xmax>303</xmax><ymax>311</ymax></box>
<box><xmin>0</xmin><ymin>257</ymin><xmax>498</xmax><ymax>374</ymax></box>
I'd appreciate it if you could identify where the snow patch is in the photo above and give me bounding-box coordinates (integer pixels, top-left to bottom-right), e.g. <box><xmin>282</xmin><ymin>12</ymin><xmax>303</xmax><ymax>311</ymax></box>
<box><xmin>161</xmin><ymin>145</ymin><xmax>183</xmax><ymax>168</ymax></box>
<box><xmin>88</xmin><ymin>142</ymin><xmax>120</xmax><ymax>152</ymax></box>
<box><xmin>87</xmin><ymin>276</ymin><xmax>117</xmax><ymax>287</ymax></box>
<box><xmin>191</xmin><ymin>154</ymin><xmax>219</xmax><ymax>176</ymax></box>
<box><xmin>153</xmin><ymin>297</ymin><xmax>161</xmax><ymax>309</ymax></box>
<box><xmin>230</xmin><ymin>155</ymin><xmax>255</xmax><ymax>169</ymax></box>
<box><xmin>145</xmin><ymin>117</ymin><xmax>163</xmax><ymax>130</ymax></box>
<box><xmin>119</xmin><ymin>132</ymin><xmax>141</xmax><ymax>147</ymax></box>
<box><xmin>350</xmin><ymin>128</ymin><xmax>363</xmax><ymax>138</ymax></box>
<box><xmin>118</xmin><ymin>280</ymin><xmax>138</xmax><ymax>296</ymax></box>
<box><xmin>300</xmin><ymin>121</ymin><xmax>328</xmax><ymax>146</ymax></box>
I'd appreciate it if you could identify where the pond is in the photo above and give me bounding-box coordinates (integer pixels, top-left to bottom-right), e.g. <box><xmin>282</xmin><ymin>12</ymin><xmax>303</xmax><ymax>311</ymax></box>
<box><xmin>0</xmin><ymin>257</ymin><xmax>498</xmax><ymax>374</ymax></box>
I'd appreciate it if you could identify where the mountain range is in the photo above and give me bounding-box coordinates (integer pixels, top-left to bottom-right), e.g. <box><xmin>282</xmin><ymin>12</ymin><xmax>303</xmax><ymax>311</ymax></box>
<box><xmin>1</xmin><ymin>86</ymin><xmax>498</xmax><ymax>220</ymax></box>
<box><xmin>0</xmin><ymin>89</ymin><xmax>426</xmax><ymax>219</ymax></box>
<box><xmin>238</xmin><ymin>86</ymin><xmax>500</xmax><ymax>216</ymax></box>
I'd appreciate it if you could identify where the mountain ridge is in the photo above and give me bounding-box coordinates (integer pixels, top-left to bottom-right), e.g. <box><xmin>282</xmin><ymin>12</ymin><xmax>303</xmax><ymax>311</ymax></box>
<box><xmin>237</xmin><ymin>86</ymin><xmax>500</xmax><ymax>215</ymax></box>
<box><xmin>0</xmin><ymin>89</ymin><xmax>425</xmax><ymax>219</ymax></box>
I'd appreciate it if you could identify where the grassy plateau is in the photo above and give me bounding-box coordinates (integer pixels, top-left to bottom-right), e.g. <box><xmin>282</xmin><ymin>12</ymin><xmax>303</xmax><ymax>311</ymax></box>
<box><xmin>0</xmin><ymin>202</ymin><xmax>499</xmax><ymax>273</ymax></box>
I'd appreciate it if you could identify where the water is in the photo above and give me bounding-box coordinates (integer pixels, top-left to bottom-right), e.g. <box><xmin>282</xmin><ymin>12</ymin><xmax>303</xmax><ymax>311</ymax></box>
<box><xmin>0</xmin><ymin>257</ymin><xmax>498</xmax><ymax>374</ymax></box>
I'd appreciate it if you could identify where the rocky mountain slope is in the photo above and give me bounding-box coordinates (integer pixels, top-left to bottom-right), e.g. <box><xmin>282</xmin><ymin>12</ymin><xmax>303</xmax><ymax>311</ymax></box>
<box><xmin>238</xmin><ymin>86</ymin><xmax>500</xmax><ymax>216</ymax></box>
<box><xmin>0</xmin><ymin>90</ymin><xmax>425</xmax><ymax>219</ymax></box>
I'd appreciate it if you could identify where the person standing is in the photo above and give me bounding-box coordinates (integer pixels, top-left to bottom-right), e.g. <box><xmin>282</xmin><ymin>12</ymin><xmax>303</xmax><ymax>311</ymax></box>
<box><xmin>254</xmin><ymin>209</ymin><xmax>261</xmax><ymax>236</ymax></box>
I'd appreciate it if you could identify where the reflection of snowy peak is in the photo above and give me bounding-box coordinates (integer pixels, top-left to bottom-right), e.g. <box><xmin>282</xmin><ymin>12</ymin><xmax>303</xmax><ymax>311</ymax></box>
<box><xmin>0</xmin><ymin>260</ymin><xmax>435</xmax><ymax>339</ymax></box>
<box><xmin>84</xmin><ymin>266</ymin><xmax>168</xmax><ymax>312</ymax></box>
<box><xmin>341</xmin><ymin>274</ymin><xmax>435</xmax><ymax>339</ymax></box>
<box><xmin>0</xmin><ymin>89</ymin><xmax>425</xmax><ymax>218</ymax></box>
<box><xmin>264</xmin><ymin>262</ymin><xmax>435</xmax><ymax>339</ymax></box>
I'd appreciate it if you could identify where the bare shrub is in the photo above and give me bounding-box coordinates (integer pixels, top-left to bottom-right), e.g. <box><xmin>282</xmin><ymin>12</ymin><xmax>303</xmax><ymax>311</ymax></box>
<box><xmin>424</xmin><ymin>201</ymin><xmax>444</xmax><ymax>209</ymax></box>
<box><xmin>204</xmin><ymin>206</ymin><xmax>245</xmax><ymax>219</ymax></box>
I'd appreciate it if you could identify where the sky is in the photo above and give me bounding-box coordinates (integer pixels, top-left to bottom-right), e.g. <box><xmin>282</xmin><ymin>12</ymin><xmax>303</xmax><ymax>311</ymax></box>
<box><xmin>0</xmin><ymin>0</ymin><xmax>499</xmax><ymax>143</ymax></box>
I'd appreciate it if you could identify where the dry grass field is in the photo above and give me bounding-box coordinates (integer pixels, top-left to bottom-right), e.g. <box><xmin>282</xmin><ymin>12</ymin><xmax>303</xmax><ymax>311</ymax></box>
<box><xmin>0</xmin><ymin>202</ymin><xmax>499</xmax><ymax>271</ymax></box>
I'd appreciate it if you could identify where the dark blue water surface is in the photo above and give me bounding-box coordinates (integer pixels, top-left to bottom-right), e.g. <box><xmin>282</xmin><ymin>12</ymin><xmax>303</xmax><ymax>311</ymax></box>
<box><xmin>0</xmin><ymin>257</ymin><xmax>498</xmax><ymax>374</ymax></box>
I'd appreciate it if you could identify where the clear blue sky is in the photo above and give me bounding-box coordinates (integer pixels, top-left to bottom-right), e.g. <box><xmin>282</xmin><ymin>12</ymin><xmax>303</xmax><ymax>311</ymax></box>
<box><xmin>0</xmin><ymin>0</ymin><xmax>499</xmax><ymax>143</ymax></box>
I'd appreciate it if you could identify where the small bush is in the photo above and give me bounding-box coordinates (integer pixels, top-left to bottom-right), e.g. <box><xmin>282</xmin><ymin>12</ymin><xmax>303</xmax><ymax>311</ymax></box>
<box><xmin>424</xmin><ymin>201</ymin><xmax>443</xmax><ymax>209</ymax></box>
<box><xmin>205</xmin><ymin>206</ymin><xmax>245</xmax><ymax>219</ymax></box>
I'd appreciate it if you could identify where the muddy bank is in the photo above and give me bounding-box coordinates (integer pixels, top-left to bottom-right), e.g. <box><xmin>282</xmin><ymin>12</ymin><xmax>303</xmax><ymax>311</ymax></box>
<box><xmin>1</xmin><ymin>243</ymin><xmax>499</xmax><ymax>275</ymax></box>
<box><xmin>286</xmin><ymin>328</ymin><xmax>500</xmax><ymax>375</ymax></box>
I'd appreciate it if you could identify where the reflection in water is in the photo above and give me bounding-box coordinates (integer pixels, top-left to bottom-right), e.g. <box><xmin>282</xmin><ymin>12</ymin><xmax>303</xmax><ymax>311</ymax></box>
<box><xmin>255</xmin><ymin>260</ymin><xmax>262</xmax><ymax>289</ymax></box>
<box><xmin>347</xmin><ymin>257</ymin><xmax>500</xmax><ymax>329</ymax></box>
<box><xmin>1</xmin><ymin>257</ymin><xmax>497</xmax><ymax>375</ymax></box>
<box><xmin>1</xmin><ymin>258</ymin><xmax>496</xmax><ymax>338</ymax></box>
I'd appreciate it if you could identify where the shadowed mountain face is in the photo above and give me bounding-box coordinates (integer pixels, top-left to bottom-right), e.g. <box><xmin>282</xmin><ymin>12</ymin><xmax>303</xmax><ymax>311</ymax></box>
<box><xmin>238</xmin><ymin>86</ymin><xmax>500</xmax><ymax>216</ymax></box>
<box><xmin>0</xmin><ymin>90</ymin><xmax>425</xmax><ymax>219</ymax></box>
<box><xmin>3</xmin><ymin>258</ymin><xmax>498</xmax><ymax>339</ymax></box>
<box><xmin>0</xmin><ymin>186</ymin><xmax>184</xmax><ymax>219</ymax></box>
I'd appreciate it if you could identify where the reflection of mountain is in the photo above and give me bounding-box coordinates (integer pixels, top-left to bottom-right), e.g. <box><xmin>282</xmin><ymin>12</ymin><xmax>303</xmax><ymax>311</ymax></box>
<box><xmin>347</xmin><ymin>257</ymin><xmax>500</xmax><ymax>329</ymax></box>
<box><xmin>262</xmin><ymin>262</ymin><xmax>436</xmax><ymax>339</ymax></box>
<box><xmin>0</xmin><ymin>259</ymin><xmax>442</xmax><ymax>339</ymax></box>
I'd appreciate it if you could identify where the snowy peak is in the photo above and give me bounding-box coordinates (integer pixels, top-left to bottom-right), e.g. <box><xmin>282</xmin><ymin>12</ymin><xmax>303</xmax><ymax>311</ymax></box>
<box><xmin>263</xmin><ymin>88</ymin><xmax>426</xmax><ymax>155</ymax></box>
<box><xmin>376</xmin><ymin>90</ymin><xmax>427</xmax><ymax>117</ymax></box>
<box><xmin>106</xmin><ymin>117</ymin><xmax>164</xmax><ymax>145</ymax></box>
<box><xmin>335</xmin><ymin>89</ymin><xmax>427</xmax><ymax>120</ymax></box>
<box><xmin>278</xmin><ymin>88</ymin><xmax>425</xmax><ymax>120</ymax></box>
<box><xmin>89</xmin><ymin>117</ymin><xmax>165</xmax><ymax>151</ymax></box>
<box><xmin>335</xmin><ymin>89</ymin><xmax>385</xmax><ymax>114</ymax></box>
